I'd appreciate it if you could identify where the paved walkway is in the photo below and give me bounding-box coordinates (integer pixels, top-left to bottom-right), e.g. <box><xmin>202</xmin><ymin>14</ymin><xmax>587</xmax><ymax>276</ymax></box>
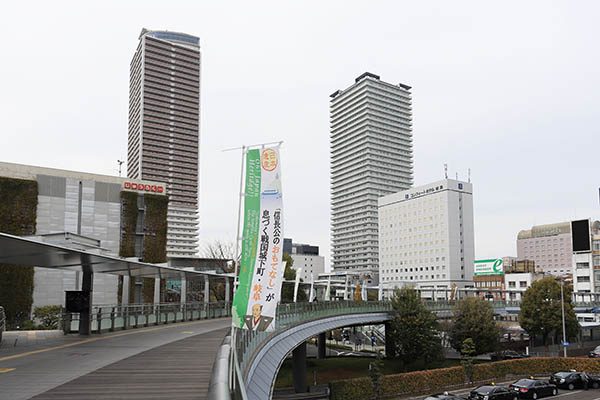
<box><xmin>0</xmin><ymin>318</ymin><xmax>230</xmax><ymax>400</ymax></box>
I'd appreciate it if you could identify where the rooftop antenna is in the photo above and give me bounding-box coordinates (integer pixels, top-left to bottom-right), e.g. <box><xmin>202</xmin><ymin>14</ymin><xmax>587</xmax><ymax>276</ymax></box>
<box><xmin>117</xmin><ymin>160</ymin><xmax>124</xmax><ymax>177</ymax></box>
<box><xmin>444</xmin><ymin>163</ymin><xmax>448</xmax><ymax>179</ymax></box>
<box><xmin>455</xmin><ymin>172</ymin><xmax>458</xmax><ymax>180</ymax></box>
<box><xmin>468</xmin><ymin>168</ymin><xmax>471</xmax><ymax>183</ymax></box>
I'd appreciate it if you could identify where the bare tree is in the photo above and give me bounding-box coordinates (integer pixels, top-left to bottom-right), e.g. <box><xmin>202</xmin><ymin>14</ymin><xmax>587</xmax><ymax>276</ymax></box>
<box><xmin>201</xmin><ymin>239</ymin><xmax>236</xmax><ymax>273</ymax></box>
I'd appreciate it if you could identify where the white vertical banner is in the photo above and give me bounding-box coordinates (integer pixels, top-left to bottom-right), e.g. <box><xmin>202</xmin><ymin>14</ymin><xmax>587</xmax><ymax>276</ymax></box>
<box><xmin>378</xmin><ymin>284</ymin><xmax>383</xmax><ymax>301</ymax></box>
<box><xmin>325</xmin><ymin>277</ymin><xmax>331</xmax><ymax>301</ymax></box>
<box><xmin>361</xmin><ymin>281</ymin><xmax>367</xmax><ymax>301</ymax></box>
<box><xmin>309</xmin><ymin>275</ymin><xmax>314</xmax><ymax>303</ymax></box>
<box><xmin>242</xmin><ymin>146</ymin><xmax>284</xmax><ymax>332</ymax></box>
<box><xmin>293</xmin><ymin>267</ymin><xmax>302</xmax><ymax>303</ymax></box>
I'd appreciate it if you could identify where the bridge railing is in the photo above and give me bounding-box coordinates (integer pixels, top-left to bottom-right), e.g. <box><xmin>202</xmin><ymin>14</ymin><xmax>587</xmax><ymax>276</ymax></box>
<box><xmin>232</xmin><ymin>300</ymin><xmax>392</xmax><ymax>389</ymax></box>
<box><xmin>62</xmin><ymin>301</ymin><xmax>231</xmax><ymax>334</ymax></box>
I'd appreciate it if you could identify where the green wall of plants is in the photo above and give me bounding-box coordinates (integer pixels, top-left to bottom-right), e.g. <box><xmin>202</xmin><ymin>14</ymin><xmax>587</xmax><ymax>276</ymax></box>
<box><xmin>0</xmin><ymin>177</ymin><xmax>38</xmax><ymax>328</ymax></box>
<box><xmin>142</xmin><ymin>193</ymin><xmax>168</xmax><ymax>263</ymax></box>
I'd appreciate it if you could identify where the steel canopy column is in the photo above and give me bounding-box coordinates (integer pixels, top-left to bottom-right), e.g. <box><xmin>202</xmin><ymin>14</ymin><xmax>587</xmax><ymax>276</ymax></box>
<box><xmin>317</xmin><ymin>332</ymin><xmax>326</xmax><ymax>359</ymax></box>
<box><xmin>292</xmin><ymin>342</ymin><xmax>307</xmax><ymax>393</ymax></box>
<box><xmin>154</xmin><ymin>277</ymin><xmax>161</xmax><ymax>304</ymax></box>
<box><xmin>181</xmin><ymin>274</ymin><xmax>187</xmax><ymax>304</ymax></box>
<box><xmin>225</xmin><ymin>278</ymin><xmax>230</xmax><ymax>303</ymax></box>
<box><xmin>79</xmin><ymin>255</ymin><xmax>93</xmax><ymax>336</ymax></box>
<box><xmin>122</xmin><ymin>275</ymin><xmax>130</xmax><ymax>305</ymax></box>
<box><xmin>204</xmin><ymin>276</ymin><xmax>210</xmax><ymax>304</ymax></box>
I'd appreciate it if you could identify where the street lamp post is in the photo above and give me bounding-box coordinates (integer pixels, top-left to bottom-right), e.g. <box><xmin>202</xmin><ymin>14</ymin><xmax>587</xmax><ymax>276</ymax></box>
<box><xmin>560</xmin><ymin>278</ymin><xmax>567</xmax><ymax>358</ymax></box>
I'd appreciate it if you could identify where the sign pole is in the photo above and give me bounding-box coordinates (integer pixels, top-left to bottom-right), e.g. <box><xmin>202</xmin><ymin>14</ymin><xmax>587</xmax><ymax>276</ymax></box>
<box><xmin>232</xmin><ymin>146</ymin><xmax>246</xmax><ymax>295</ymax></box>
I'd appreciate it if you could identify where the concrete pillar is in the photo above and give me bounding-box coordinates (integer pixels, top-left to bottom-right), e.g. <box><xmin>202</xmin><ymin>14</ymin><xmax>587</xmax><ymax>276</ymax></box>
<box><xmin>317</xmin><ymin>332</ymin><xmax>326</xmax><ymax>359</ymax></box>
<box><xmin>181</xmin><ymin>276</ymin><xmax>187</xmax><ymax>304</ymax></box>
<box><xmin>384</xmin><ymin>321</ymin><xmax>394</xmax><ymax>359</ymax></box>
<box><xmin>292</xmin><ymin>342</ymin><xmax>307</xmax><ymax>393</ymax></box>
<box><xmin>122</xmin><ymin>276</ymin><xmax>130</xmax><ymax>305</ymax></box>
<box><xmin>204</xmin><ymin>276</ymin><xmax>210</xmax><ymax>304</ymax></box>
<box><xmin>79</xmin><ymin>259</ymin><xmax>93</xmax><ymax>336</ymax></box>
<box><xmin>225</xmin><ymin>278</ymin><xmax>230</xmax><ymax>303</ymax></box>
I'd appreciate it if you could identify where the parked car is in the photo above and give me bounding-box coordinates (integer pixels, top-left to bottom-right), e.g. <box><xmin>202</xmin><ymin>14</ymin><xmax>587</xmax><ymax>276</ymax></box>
<box><xmin>468</xmin><ymin>385</ymin><xmax>519</xmax><ymax>400</ymax></box>
<box><xmin>425</xmin><ymin>392</ymin><xmax>465</xmax><ymax>400</ymax></box>
<box><xmin>589</xmin><ymin>345</ymin><xmax>600</xmax><ymax>358</ymax></box>
<box><xmin>549</xmin><ymin>371</ymin><xmax>593</xmax><ymax>390</ymax></box>
<box><xmin>491</xmin><ymin>350</ymin><xmax>530</xmax><ymax>361</ymax></box>
<box><xmin>508</xmin><ymin>378</ymin><xmax>557</xmax><ymax>399</ymax></box>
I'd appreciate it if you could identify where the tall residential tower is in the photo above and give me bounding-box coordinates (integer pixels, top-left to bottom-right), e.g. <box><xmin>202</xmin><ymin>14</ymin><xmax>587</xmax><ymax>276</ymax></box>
<box><xmin>330</xmin><ymin>72</ymin><xmax>413</xmax><ymax>274</ymax></box>
<box><xmin>128</xmin><ymin>29</ymin><xmax>200</xmax><ymax>257</ymax></box>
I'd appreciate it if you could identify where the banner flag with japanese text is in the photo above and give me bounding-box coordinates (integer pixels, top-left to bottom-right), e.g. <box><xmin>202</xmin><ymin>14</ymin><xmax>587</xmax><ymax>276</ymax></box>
<box><xmin>231</xmin><ymin>149</ymin><xmax>261</xmax><ymax>328</ymax></box>
<box><xmin>232</xmin><ymin>146</ymin><xmax>284</xmax><ymax>331</ymax></box>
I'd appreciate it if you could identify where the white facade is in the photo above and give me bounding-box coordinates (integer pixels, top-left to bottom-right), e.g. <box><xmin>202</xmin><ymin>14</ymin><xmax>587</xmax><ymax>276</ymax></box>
<box><xmin>504</xmin><ymin>272</ymin><xmax>544</xmax><ymax>300</ymax></box>
<box><xmin>378</xmin><ymin>179</ymin><xmax>474</xmax><ymax>297</ymax></box>
<box><xmin>291</xmin><ymin>254</ymin><xmax>325</xmax><ymax>283</ymax></box>
<box><xmin>330</xmin><ymin>72</ymin><xmax>413</xmax><ymax>273</ymax></box>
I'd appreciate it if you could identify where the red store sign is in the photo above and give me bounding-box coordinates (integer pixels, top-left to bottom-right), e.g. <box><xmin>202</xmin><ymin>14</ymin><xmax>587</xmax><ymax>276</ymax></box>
<box><xmin>124</xmin><ymin>182</ymin><xmax>164</xmax><ymax>193</ymax></box>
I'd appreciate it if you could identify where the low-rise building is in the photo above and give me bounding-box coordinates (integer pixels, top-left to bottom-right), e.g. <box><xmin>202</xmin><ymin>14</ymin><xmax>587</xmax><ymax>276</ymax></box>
<box><xmin>0</xmin><ymin>161</ymin><xmax>168</xmax><ymax>312</ymax></box>
<box><xmin>283</xmin><ymin>238</ymin><xmax>325</xmax><ymax>283</ymax></box>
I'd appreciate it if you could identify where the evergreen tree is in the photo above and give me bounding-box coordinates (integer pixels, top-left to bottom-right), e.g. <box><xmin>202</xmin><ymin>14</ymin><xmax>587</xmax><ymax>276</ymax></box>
<box><xmin>388</xmin><ymin>286</ymin><xmax>442</xmax><ymax>366</ymax></box>
<box><xmin>449</xmin><ymin>297</ymin><xmax>500</xmax><ymax>355</ymax></box>
<box><xmin>519</xmin><ymin>277</ymin><xmax>579</xmax><ymax>348</ymax></box>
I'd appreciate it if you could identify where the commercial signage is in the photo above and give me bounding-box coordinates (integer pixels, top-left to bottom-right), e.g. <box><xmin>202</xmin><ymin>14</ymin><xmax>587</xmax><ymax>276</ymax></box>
<box><xmin>232</xmin><ymin>147</ymin><xmax>284</xmax><ymax>332</ymax></box>
<box><xmin>404</xmin><ymin>184</ymin><xmax>445</xmax><ymax>200</ymax></box>
<box><xmin>474</xmin><ymin>258</ymin><xmax>504</xmax><ymax>276</ymax></box>
<box><xmin>123</xmin><ymin>182</ymin><xmax>164</xmax><ymax>193</ymax></box>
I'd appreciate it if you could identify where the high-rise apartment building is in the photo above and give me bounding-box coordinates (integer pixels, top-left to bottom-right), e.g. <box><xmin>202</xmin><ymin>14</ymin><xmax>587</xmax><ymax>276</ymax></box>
<box><xmin>378</xmin><ymin>179</ymin><xmax>475</xmax><ymax>298</ymax></box>
<box><xmin>128</xmin><ymin>28</ymin><xmax>200</xmax><ymax>257</ymax></box>
<box><xmin>330</xmin><ymin>72</ymin><xmax>413</xmax><ymax>273</ymax></box>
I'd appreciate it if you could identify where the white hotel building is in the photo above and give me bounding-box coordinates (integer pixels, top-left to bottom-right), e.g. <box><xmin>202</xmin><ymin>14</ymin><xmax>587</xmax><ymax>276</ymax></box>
<box><xmin>378</xmin><ymin>179</ymin><xmax>474</xmax><ymax>298</ymax></box>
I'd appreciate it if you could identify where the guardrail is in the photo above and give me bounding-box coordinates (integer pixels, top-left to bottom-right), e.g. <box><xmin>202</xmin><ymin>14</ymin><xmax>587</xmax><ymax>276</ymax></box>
<box><xmin>62</xmin><ymin>301</ymin><xmax>231</xmax><ymax>334</ymax></box>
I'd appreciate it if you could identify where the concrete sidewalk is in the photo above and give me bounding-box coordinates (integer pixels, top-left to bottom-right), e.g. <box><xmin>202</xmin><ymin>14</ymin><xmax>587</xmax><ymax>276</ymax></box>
<box><xmin>0</xmin><ymin>318</ymin><xmax>230</xmax><ymax>400</ymax></box>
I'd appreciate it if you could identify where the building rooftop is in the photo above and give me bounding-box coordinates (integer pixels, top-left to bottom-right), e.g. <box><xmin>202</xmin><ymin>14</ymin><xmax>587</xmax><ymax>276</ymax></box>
<box><xmin>139</xmin><ymin>28</ymin><xmax>200</xmax><ymax>47</ymax></box>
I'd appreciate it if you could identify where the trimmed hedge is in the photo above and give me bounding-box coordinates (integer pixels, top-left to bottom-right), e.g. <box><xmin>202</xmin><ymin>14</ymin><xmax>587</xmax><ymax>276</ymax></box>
<box><xmin>0</xmin><ymin>177</ymin><xmax>38</xmax><ymax>328</ymax></box>
<box><xmin>330</xmin><ymin>357</ymin><xmax>600</xmax><ymax>400</ymax></box>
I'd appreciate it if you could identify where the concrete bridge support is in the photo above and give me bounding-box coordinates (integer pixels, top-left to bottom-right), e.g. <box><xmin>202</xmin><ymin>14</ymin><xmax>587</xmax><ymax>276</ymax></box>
<box><xmin>317</xmin><ymin>332</ymin><xmax>326</xmax><ymax>359</ymax></box>
<box><xmin>292</xmin><ymin>342</ymin><xmax>307</xmax><ymax>393</ymax></box>
<box><xmin>384</xmin><ymin>321</ymin><xmax>394</xmax><ymax>358</ymax></box>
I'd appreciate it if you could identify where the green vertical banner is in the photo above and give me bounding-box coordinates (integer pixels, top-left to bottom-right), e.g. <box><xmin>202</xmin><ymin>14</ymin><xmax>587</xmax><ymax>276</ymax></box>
<box><xmin>232</xmin><ymin>149</ymin><xmax>261</xmax><ymax>328</ymax></box>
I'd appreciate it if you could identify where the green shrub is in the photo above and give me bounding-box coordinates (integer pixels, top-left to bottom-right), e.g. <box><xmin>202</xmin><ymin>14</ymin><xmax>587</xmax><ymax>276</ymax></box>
<box><xmin>33</xmin><ymin>305</ymin><xmax>62</xmax><ymax>329</ymax></box>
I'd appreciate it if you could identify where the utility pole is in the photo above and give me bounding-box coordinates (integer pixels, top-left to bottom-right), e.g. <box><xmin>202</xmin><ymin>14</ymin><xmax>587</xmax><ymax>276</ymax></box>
<box><xmin>117</xmin><ymin>160</ymin><xmax>124</xmax><ymax>177</ymax></box>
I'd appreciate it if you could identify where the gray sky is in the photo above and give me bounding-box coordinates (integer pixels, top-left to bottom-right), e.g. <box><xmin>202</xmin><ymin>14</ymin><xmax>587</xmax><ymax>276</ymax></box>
<box><xmin>1</xmin><ymin>1</ymin><xmax>599</xmax><ymax>269</ymax></box>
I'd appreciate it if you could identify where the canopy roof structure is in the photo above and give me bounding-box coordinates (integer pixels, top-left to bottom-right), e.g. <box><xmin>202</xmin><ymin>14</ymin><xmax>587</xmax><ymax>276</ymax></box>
<box><xmin>0</xmin><ymin>232</ymin><xmax>233</xmax><ymax>281</ymax></box>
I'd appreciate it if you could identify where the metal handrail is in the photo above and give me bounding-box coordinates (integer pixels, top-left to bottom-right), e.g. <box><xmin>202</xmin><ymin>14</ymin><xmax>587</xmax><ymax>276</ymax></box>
<box><xmin>61</xmin><ymin>301</ymin><xmax>231</xmax><ymax>334</ymax></box>
<box><xmin>229</xmin><ymin>300</ymin><xmax>393</xmax><ymax>398</ymax></box>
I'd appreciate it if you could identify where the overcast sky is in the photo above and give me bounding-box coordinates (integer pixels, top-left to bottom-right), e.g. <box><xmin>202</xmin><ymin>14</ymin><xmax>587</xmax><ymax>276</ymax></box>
<box><xmin>1</xmin><ymin>1</ymin><xmax>599</xmax><ymax>269</ymax></box>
